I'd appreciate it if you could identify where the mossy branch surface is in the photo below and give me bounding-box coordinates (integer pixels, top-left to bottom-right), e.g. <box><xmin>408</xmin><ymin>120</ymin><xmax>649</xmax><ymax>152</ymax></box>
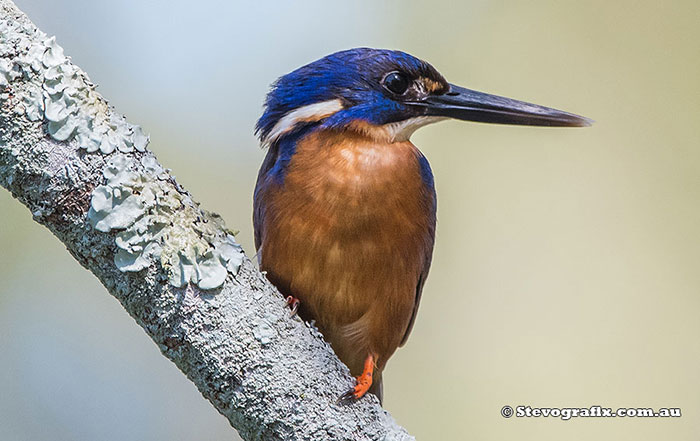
<box><xmin>0</xmin><ymin>2</ymin><xmax>414</xmax><ymax>440</ymax></box>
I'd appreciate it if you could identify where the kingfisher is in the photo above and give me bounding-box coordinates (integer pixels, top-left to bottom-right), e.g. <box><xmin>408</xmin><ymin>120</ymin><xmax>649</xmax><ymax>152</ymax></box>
<box><xmin>253</xmin><ymin>48</ymin><xmax>589</xmax><ymax>404</ymax></box>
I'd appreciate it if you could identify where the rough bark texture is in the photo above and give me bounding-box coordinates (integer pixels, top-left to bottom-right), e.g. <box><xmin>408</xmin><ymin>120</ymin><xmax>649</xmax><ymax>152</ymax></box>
<box><xmin>0</xmin><ymin>1</ymin><xmax>414</xmax><ymax>440</ymax></box>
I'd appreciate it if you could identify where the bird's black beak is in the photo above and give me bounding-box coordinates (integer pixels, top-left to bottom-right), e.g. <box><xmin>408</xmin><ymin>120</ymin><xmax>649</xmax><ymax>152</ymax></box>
<box><xmin>410</xmin><ymin>84</ymin><xmax>592</xmax><ymax>127</ymax></box>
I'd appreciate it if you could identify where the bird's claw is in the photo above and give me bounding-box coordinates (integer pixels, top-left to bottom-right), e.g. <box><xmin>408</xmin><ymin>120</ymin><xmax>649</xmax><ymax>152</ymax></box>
<box><xmin>285</xmin><ymin>295</ymin><xmax>300</xmax><ymax>317</ymax></box>
<box><xmin>336</xmin><ymin>355</ymin><xmax>374</xmax><ymax>404</ymax></box>
<box><xmin>336</xmin><ymin>387</ymin><xmax>361</xmax><ymax>405</ymax></box>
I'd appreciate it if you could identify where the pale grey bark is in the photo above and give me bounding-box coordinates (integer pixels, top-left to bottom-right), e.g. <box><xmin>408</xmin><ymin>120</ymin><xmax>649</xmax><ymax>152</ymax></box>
<box><xmin>0</xmin><ymin>1</ymin><xmax>413</xmax><ymax>440</ymax></box>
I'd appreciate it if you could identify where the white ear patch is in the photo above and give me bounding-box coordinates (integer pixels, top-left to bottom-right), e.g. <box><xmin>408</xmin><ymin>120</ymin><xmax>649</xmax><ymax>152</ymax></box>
<box><xmin>263</xmin><ymin>99</ymin><xmax>344</xmax><ymax>146</ymax></box>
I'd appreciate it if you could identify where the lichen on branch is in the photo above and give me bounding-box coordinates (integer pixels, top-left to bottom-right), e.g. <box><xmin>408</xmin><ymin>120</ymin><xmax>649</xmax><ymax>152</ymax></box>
<box><xmin>0</xmin><ymin>13</ymin><xmax>244</xmax><ymax>290</ymax></box>
<box><xmin>88</xmin><ymin>153</ymin><xmax>243</xmax><ymax>288</ymax></box>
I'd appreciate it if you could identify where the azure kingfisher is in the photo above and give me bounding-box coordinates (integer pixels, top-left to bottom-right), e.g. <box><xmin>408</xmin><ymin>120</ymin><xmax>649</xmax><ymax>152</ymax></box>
<box><xmin>254</xmin><ymin>48</ymin><xmax>589</xmax><ymax>404</ymax></box>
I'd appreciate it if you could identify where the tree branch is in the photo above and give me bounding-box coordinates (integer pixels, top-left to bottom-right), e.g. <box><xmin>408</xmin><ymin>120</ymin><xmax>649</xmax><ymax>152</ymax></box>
<box><xmin>0</xmin><ymin>2</ymin><xmax>413</xmax><ymax>440</ymax></box>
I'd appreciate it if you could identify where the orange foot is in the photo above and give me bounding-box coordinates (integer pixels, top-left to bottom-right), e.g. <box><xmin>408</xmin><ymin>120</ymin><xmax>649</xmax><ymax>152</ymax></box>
<box><xmin>338</xmin><ymin>354</ymin><xmax>375</xmax><ymax>403</ymax></box>
<box><xmin>285</xmin><ymin>295</ymin><xmax>300</xmax><ymax>316</ymax></box>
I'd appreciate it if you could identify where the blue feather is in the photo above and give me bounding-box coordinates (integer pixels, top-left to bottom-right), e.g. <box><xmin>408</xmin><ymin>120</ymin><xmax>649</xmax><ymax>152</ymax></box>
<box><xmin>255</xmin><ymin>48</ymin><xmax>447</xmax><ymax>188</ymax></box>
<box><xmin>255</xmin><ymin>48</ymin><xmax>445</xmax><ymax>141</ymax></box>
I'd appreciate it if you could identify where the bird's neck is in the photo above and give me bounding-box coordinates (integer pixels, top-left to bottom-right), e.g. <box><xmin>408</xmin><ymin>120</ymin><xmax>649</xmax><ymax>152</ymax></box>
<box><xmin>343</xmin><ymin>118</ymin><xmax>443</xmax><ymax>144</ymax></box>
<box><xmin>260</xmin><ymin>121</ymin><xmax>437</xmax><ymax>190</ymax></box>
<box><xmin>283</xmin><ymin>128</ymin><xmax>432</xmax><ymax>194</ymax></box>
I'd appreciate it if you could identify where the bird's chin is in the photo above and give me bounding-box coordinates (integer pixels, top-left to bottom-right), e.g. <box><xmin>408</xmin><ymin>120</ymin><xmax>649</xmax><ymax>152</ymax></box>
<box><xmin>347</xmin><ymin>116</ymin><xmax>446</xmax><ymax>143</ymax></box>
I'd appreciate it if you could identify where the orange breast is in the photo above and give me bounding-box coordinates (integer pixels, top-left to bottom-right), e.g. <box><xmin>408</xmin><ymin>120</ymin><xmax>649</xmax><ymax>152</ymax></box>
<box><xmin>257</xmin><ymin>129</ymin><xmax>435</xmax><ymax>375</ymax></box>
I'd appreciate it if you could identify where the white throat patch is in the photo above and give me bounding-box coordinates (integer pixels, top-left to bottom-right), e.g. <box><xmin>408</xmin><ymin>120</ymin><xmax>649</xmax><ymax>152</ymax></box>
<box><xmin>263</xmin><ymin>99</ymin><xmax>344</xmax><ymax>146</ymax></box>
<box><xmin>382</xmin><ymin>116</ymin><xmax>446</xmax><ymax>142</ymax></box>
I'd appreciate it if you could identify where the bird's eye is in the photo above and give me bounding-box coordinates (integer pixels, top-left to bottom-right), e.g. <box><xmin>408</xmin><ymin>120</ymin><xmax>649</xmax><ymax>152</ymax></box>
<box><xmin>382</xmin><ymin>71</ymin><xmax>410</xmax><ymax>95</ymax></box>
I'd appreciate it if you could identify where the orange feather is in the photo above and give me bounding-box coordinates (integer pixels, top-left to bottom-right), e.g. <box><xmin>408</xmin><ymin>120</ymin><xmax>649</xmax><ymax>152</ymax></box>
<box><xmin>255</xmin><ymin>128</ymin><xmax>436</xmax><ymax>401</ymax></box>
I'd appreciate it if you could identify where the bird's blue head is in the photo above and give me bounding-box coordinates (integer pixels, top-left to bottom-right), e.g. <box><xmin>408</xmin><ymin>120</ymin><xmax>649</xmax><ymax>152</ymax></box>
<box><xmin>256</xmin><ymin>48</ymin><xmax>451</xmax><ymax>145</ymax></box>
<box><xmin>256</xmin><ymin>47</ymin><xmax>590</xmax><ymax>147</ymax></box>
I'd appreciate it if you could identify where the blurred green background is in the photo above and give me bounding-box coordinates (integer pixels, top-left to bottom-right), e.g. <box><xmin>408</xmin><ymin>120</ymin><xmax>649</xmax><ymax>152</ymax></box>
<box><xmin>2</xmin><ymin>1</ymin><xmax>699</xmax><ymax>440</ymax></box>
